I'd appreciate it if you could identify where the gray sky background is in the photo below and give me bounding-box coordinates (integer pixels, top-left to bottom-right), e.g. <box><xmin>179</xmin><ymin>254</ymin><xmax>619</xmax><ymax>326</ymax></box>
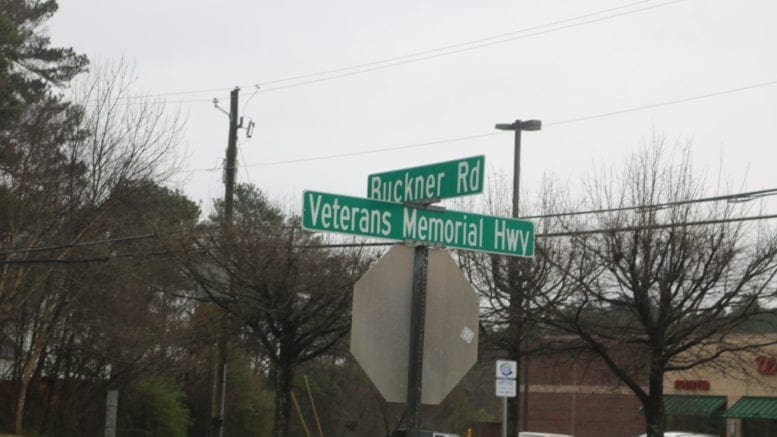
<box><xmin>49</xmin><ymin>0</ymin><xmax>777</xmax><ymax>216</ymax></box>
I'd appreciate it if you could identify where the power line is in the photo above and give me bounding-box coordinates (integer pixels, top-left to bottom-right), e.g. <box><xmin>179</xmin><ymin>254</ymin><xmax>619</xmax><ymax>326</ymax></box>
<box><xmin>5</xmin><ymin>210</ymin><xmax>776</xmax><ymax>261</ymax></box>
<box><xmin>231</xmin><ymin>132</ymin><xmax>502</xmax><ymax>169</ymax></box>
<box><xmin>0</xmin><ymin>233</ymin><xmax>158</xmax><ymax>256</ymax></box>
<box><xmin>0</xmin><ymin>96</ymin><xmax>217</xmax><ymax>112</ymax></box>
<box><xmin>0</xmin><ymin>225</ymin><xmax>218</xmax><ymax>257</ymax></box>
<box><xmin>4</xmin><ymin>193</ymin><xmax>776</xmax><ymax>262</ymax></box>
<box><xmin>238</xmin><ymin>143</ymin><xmax>254</xmax><ymax>186</ymax></box>
<box><xmin>521</xmin><ymin>188</ymin><xmax>777</xmax><ymax>219</ymax></box>
<box><xmin>539</xmin><ymin>212</ymin><xmax>777</xmax><ymax>238</ymax></box>
<box><xmin>0</xmin><ymin>0</ymin><xmax>686</xmax><ymax>109</ymax></box>
<box><xmin>545</xmin><ymin>79</ymin><xmax>777</xmax><ymax>127</ymax></box>
<box><xmin>256</xmin><ymin>0</ymin><xmax>690</xmax><ymax>94</ymax></box>
<box><xmin>62</xmin><ymin>0</ymin><xmax>683</xmax><ymax>102</ymax></box>
<box><xmin>0</xmin><ymin>249</ymin><xmax>171</xmax><ymax>265</ymax></box>
<box><xmin>296</xmin><ymin>212</ymin><xmax>777</xmax><ymax>249</ymax></box>
<box><xmin>255</xmin><ymin>0</ymin><xmax>664</xmax><ymax>87</ymax></box>
<box><xmin>204</xmin><ymin>78</ymin><xmax>777</xmax><ymax>171</ymax></box>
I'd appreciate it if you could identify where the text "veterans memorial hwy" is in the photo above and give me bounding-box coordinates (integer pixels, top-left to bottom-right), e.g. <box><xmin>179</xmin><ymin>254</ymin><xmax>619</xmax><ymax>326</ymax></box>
<box><xmin>302</xmin><ymin>190</ymin><xmax>534</xmax><ymax>257</ymax></box>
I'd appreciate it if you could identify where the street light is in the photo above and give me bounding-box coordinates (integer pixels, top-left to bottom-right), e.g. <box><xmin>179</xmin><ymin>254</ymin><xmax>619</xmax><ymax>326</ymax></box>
<box><xmin>495</xmin><ymin>119</ymin><xmax>542</xmax><ymax>132</ymax></box>
<box><xmin>494</xmin><ymin>118</ymin><xmax>541</xmax><ymax>437</ymax></box>
<box><xmin>494</xmin><ymin>119</ymin><xmax>542</xmax><ymax>217</ymax></box>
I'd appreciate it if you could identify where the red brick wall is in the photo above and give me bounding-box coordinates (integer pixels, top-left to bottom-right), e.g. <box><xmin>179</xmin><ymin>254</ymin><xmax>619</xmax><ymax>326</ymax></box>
<box><xmin>529</xmin><ymin>349</ymin><xmax>648</xmax><ymax>387</ymax></box>
<box><xmin>526</xmin><ymin>392</ymin><xmax>644</xmax><ymax>437</ymax></box>
<box><xmin>519</xmin><ymin>348</ymin><xmax>647</xmax><ymax>436</ymax></box>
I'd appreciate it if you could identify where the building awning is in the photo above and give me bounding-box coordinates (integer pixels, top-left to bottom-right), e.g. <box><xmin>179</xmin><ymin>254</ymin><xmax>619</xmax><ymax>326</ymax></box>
<box><xmin>664</xmin><ymin>395</ymin><xmax>727</xmax><ymax>417</ymax></box>
<box><xmin>724</xmin><ymin>397</ymin><xmax>777</xmax><ymax>420</ymax></box>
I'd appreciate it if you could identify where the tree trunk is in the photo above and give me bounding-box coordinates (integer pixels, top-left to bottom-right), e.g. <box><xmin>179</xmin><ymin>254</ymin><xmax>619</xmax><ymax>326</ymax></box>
<box><xmin>643</xmin><ymin>366</ymin><xmax>666</xmax><ymax>437</ymax></box>
<box><xmin>272</xmin><ymin>360</ymin><xmax>294</xmax><ymax>437</ymax></box>
<box><xmin>13</xmin><ymin>350</ymin><xmax>39</xmax><ymax>434</ymax></box>
<box><xmin>14</xmin><ymin>307</ymin><xmax>54</xmax><ymax>434</ymax></box>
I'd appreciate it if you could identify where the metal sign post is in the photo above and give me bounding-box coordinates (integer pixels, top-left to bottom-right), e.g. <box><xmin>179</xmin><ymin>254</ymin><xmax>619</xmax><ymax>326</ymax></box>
<box><xmin>406</xmin><ymin>245</ymin><xmax>429</xmax><ymax>437</ymax></box>
<box><xmin>302</xmin><ymin>155</ymin><xmax>537</xmax><ymax>437</ymax></box>
<box><xmin>496</xmin><ymin>360</ymin><xmax>518</xmax><ymax>437</ymax></box>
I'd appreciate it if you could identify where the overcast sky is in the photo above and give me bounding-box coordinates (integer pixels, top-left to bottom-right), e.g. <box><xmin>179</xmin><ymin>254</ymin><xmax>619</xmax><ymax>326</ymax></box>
<box><xmin>49</xmin><ymin>0</ymin><xmax>777</xmax><ymax>216</ymax></box>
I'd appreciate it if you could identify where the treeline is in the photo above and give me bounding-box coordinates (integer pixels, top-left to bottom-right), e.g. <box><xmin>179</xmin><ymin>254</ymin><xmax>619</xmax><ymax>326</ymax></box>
<box><xmin>0</xmin><ymin>3</ymin><xmax>482</xmax><ymax>435</ymax></box>
<box><xmin>4</xmin><ymin>2</ymin><xmax>777</xmax><ymax>437</ymax></box>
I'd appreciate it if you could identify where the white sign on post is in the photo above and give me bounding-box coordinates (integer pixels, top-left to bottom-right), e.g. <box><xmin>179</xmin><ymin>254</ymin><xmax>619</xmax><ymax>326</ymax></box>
<box><xmin>495</xmin><ymin>359</ymin><xmax>518</xmax><ymax>398</ymax></box>
<box><xmin>495</xmin><ymin>378</ymin><xmax>517</xmax><ymax>397</ymax></box>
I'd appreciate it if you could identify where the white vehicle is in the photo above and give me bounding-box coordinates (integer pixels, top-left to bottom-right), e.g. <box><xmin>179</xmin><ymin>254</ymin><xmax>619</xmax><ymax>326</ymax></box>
<box><xmin>519</xmin><ymin>433</ymin><xmax>575</xmax><ymax>437</ymax></box>
<box><xmin>638</xmin><ymin>433</ymin><xmax>717</xmax><ymax>437</ymax></box>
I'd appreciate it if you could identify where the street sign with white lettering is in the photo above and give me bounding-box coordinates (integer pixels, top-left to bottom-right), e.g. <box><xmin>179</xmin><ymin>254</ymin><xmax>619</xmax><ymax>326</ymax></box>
<box><xmin>301</xmin><ymin>190</ymin><xmax>535</xmax><ymax>257</ymax></box>
<box><xmin>367</xmin><ymin>156</ymin><xmax>484</xmax><ymax>203</ymax></box>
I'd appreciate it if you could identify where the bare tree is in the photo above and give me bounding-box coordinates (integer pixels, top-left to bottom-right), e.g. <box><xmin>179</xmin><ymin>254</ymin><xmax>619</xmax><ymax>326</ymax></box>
<box><xmin>178</xmin><ymin>184</ymin><xmax>370</xmax><ymax>437</ymax></box>
<box><xmin>0</xmin><ymin>57</ymin><xmax>187</xmax><ymax>433</ymax></box>
<box><xmin>455</xmin><ymin>174</ymin><xmax>580</xmax><ymax>435</ymax></box>
<box><xmin>533</xmin><ymin>139</ymin><xmax>777</xmax><ymax>437</ymax></box>
<box><xmin>67</xmin><ymin>58</ymin><xmax>185</xmax><ymax>203</ymax></box>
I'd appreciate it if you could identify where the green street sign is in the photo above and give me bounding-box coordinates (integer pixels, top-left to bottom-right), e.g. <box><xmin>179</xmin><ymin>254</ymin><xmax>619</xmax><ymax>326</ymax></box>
<box><xmin>367</xmin><ymin>155</ymin><xmax>484</xmax><ymax>203</ymax></box>
<box><xmin>302</xmin><ymin>190</ymin><xmax>534</xmax><ymax>257</ymax></box>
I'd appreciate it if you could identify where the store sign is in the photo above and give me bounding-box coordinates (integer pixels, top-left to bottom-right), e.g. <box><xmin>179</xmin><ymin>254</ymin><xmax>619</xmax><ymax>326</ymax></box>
<box><xmin>755</xmin><ymin>356</ymin><xmax>777</xmax><ymax>375</ymax></box>
<box><xmin>674</xmin><ymin>379</ymin><xmax>710</xmax><ymax>391</ymax></box>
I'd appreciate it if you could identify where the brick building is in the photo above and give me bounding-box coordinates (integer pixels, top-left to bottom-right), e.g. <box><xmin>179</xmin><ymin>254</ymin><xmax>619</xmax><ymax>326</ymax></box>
<box><xmin>510</xmin><ymin>335</ymin><xmax>777</xmax><ymax>437</ymax></box>
<box><xmin>520</xmin><ymin>350</ymin><xmax>645</xmax><ymax>437</ymax></box>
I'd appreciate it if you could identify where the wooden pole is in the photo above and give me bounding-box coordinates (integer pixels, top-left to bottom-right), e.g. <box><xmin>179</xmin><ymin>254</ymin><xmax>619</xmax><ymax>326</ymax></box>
<box><xmin>291</xmin><ymin>390</ymin><xmax>312</xmax><ymax>437</ymax></box>
<box><xmin>304</xmin><ymin>375</ymin><xmax>325</xmax><ymax>437</ymax></box>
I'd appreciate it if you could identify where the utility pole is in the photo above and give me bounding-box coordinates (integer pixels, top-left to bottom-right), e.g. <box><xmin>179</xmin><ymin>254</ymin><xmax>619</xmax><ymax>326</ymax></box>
<box><xmin>494</xmin><ymin>119</ymin><xmax>541</xmax><ymax>437</ymax></box>
<box><xmin>211</xmin><ymin>87</ymin><xmax>240</xmax><ymax>437</ymax></box>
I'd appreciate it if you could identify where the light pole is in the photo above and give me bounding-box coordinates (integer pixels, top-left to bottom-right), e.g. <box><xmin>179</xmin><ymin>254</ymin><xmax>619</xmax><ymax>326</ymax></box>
<box><xmin>494</xmin><ymin>119</ymin><xmax>541</xmax><ymax>437</ymax></box>
<box><xmin>495</xmin><ymin>120</ymin><xmax>541</xmax><ymax>218</ymax></box>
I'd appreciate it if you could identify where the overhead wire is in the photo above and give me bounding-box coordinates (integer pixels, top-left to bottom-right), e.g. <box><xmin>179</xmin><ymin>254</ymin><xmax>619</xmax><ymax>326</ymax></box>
<box><xmin>5</xmin><ymin>211</ymin><xmax>776</xmax><ymax>260</ymax></box>
<box><xmin>256</xmin><ymin>0</ymin><xmax>691</xmax><ymax>93</ymax></box>
<box><xmin>238</xmin><ymin>141</ymin><xmax>255</xmax><ymax>186</ymax></box>
<box><xmin>0</xmin><ymin>0</ymin><xmax>688</xmax><ymax>109</ymax></box>
<box><xmin>203</xmin><ymin>78</ymin><xmax>777</xmax><ymax>172</ymax></box>
<box><xmin>254</xmin><ymin>0</ymin><xmax>664</xmax><ymax>87</ymax></box>
<box><xmin>545</xmin><ymin>79</ymin><xmax>777</xmax><ymax>128</ymax></box>
<box><xmin>521</xmin><ymin>187</ymin><xmax>777</xmax><ymax>219</ymax></box>
<box><xmin>298</xmin><ymin>212</ymin><xmax>777</xmax><ymax>248</ymax></box>
<box><xmin>0</xmin><ymin>233</ymin><xmax>159</xmax><ymax>256</ymax></box>
<box><xmin>0</xmin><ymin>96</ymin><xmax>218</xmax><ymax>112</ymax></box>
<box><xmin>0</xmin><ymin>225</ymin><xmax>218</xmax><ymax>256</ymax></box>
<box><xmin>538</xmin><ymin>213</ymin><xmax>777</xmax><ymax>238</ymax></box>
<box><xmin>3</xmin><ymin>187</ymin><xmax>776</xmax><ymax>259</ymax></box>
<box><xmin>230</xmin><ymin>132</ymin><xmax>502</xmax><ymax>170</ymax></box>
<box><xmin>0</xmin><ymin>249</ymin><xmax>171</xmax><ymax>265</ymax></box>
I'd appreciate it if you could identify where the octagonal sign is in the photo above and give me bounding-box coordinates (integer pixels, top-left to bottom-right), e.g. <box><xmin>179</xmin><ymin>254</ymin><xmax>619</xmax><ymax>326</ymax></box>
<box><xmin>350</xmin><ymin>244</ymin><xmax>479</xmax><ymax>405</ymax></box>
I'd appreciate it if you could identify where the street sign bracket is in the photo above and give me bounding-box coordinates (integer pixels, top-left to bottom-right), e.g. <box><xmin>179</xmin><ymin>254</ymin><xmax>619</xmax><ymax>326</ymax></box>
<box><xmin>403</xmin><ymin>239</ymin><xmax>447</xmax><ymax>250</ymax></box>
<box><xmin>404</xmin><ymin>199</ymin><xmax>445</xmax><ymax>211</ymax></box>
